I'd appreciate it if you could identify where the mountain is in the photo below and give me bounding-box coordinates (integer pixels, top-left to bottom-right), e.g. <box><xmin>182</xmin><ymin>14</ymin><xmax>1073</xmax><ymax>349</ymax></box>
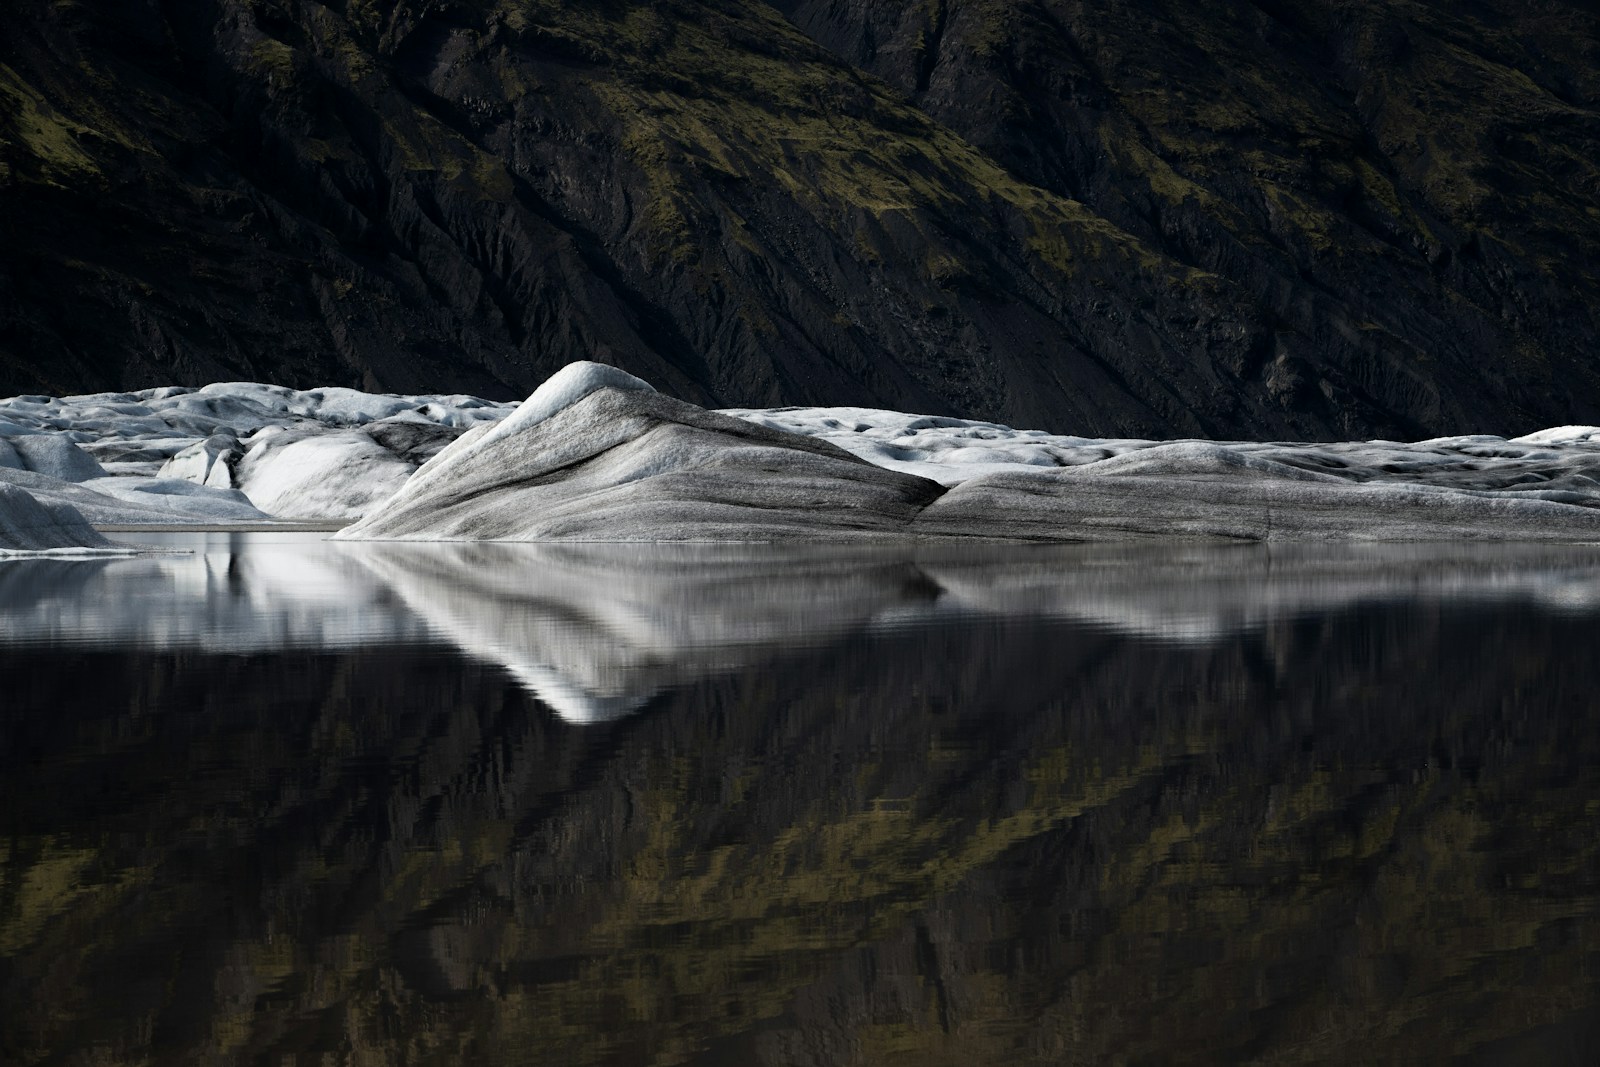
<box><xmin>2</xmin><ymin>0</ymin><xmax>1597</xmax><ymax>438</ymax></box>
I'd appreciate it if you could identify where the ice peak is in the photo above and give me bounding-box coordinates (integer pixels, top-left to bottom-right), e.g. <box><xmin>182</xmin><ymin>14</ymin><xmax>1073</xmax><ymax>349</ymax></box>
<box><xmin>479</xmin><ymin>362</ymin><xmax>657</xmax><ymax>450</ymax></box>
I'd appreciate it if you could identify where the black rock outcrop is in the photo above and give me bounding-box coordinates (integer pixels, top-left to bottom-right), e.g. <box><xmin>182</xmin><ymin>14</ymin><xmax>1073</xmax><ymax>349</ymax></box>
<box><xmin>2</xmin><ymin>0</ymin><xmax>1597</xmax><ymax>438</ymax></box>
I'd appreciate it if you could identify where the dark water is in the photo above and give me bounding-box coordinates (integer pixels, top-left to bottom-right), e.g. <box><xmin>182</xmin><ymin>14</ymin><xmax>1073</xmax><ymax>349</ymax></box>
<box><xmin>3</xmin><ymin>535</ymin><xmax>1600</xmax><ymax>1065</ymax></box>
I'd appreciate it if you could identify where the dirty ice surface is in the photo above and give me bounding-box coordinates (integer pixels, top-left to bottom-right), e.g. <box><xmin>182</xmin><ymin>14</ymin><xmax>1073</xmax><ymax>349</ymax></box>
<box><xmin>0</xmin><ymin>384</ymin><xmax>515</xmax><ymax>526</ymax></box>
<box><xmin>342</xmin><ymin>363</ymin><xmax>1600</xmax><ymax>542</ymax></box>
<box><xmin>3</xmin><ymin>367</ymin><xmax>1600</xmax><ymax>539</ymax></box>
<box><xmin>0</xmin><ymin>482</ymin><xmax>131</xmax><ymax>555</ymax></box>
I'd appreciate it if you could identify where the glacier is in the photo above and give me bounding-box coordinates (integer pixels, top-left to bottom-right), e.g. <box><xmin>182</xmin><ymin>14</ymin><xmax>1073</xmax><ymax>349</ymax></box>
<box><xmin>0</xmin><ymin>483</ymin><xmax>125</xmax><ymax>554</ymax></box>
<box><xmin>340</xmin><ymin>362</ymin><xmax>1600</xmax><ymax>542</ymax></box>
<box><xmin>1</xmin><ymin>364</ymin><xmax>1598</xmax><ymax>540</ymax></box>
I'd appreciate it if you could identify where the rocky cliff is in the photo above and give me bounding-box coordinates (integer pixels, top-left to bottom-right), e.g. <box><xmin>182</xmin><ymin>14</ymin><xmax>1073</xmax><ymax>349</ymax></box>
<box><xmin>2</xmin><ymin>0</ymin><xmax>1597</xmax><ymax>438</ymax></box>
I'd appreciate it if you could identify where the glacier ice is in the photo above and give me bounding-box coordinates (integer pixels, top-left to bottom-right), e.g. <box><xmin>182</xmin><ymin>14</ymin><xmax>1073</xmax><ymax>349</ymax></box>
<box><xmin>341</xmin><ymin>368</ymin><xmax>1600</xmax><ymax>543</ymax></box>
<box><xmin>3</xmin><ymin>366</ymin><xmax>1600</xmax><ymax>538</ymax></box>
<box><xmin>0</xmin><ymin>483</ymin><xmax>122</xmax><ymax>554</ymax></box>
<box><xmin>0</xmin><ymin>383</ymin><xmax>516</xmax><ymax>525</ymax></box>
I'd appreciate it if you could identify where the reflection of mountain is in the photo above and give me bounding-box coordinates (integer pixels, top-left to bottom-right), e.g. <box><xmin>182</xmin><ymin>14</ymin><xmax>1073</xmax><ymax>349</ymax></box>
<box><xmin>3</xmin><ymin>543</ymin><xmax>1600</xmax><ymax>1064</ymax></box>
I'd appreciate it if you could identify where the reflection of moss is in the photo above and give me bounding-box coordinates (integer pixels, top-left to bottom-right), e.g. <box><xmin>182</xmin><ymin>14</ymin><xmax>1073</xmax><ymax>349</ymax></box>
<box><xmin>0</xmin><ymin>837</ymin><xmax>154</xmax><ymax>965</ymax></box>
<box><xmin>0</xmin><ymin>842</ymin><xmax>98</xmax><ymax>956</ymax></box>
<box><xmin>4</xmin><ymin>638</ymin><xmax>1600</xmax><ymax>1067</ymax></box>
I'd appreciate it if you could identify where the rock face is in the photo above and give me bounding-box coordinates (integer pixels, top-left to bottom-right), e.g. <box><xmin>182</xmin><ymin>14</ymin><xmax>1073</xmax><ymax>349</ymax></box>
<box><xmin>340</xmin><ymin>362</ymin><xmax>1600</xmax><ymax>543</ymax></box>
<box><xmin>774</xmin><ymin>0</ymin><xmax>1600</xmax><ymax>437</ymax></box>
<box><xmin>3</xmin><ymin>0</ymin><xmax>1597</xmax><ymax>438</ymax></box>
<box><xmin>0</xmin><ymin>483</ymin><xmax>114</xmax><ymax>552</ymax></box>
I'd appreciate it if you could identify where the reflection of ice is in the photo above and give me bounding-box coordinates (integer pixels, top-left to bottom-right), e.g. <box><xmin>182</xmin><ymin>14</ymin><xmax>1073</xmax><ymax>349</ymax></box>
<box><xmin>499</xmin><ymin>665</ymin><xmax>651</xmax><ymax>725</ymax></box>
<box><xmin>348</xmin><ymin>543</ymin><xmax>945</xmax><ymax>723</ymax></box>
<box><xmin>3</xmin><ymin>537</ymin><xmax>1599</xmax><ymax>724</ymax></box>
<box><xmin>0</xmin><ymin>533</ymin><xmax>431</xmax><ymax>650</ymax></box>
<box><xmin>922</xmin><ymin>542</ymin><xmax>1600</xmax><ymax>641</ymax></box>
<box><xmin>349</xmin><ymin>541</ymin><xmax>1600</xmax><ymax>722</ymax></box>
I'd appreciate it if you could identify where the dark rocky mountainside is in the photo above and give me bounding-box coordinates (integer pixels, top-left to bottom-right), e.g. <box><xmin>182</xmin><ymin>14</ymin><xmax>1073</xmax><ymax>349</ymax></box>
<box><xmin>2</xmin><ymin>0</ymin><xmax>1597</xmax><ymax>438</ymax></box>
<box><xmin>777</xmin><ymin>0</ymin><xmax>1600</xmax><ymax>436</ymax></box>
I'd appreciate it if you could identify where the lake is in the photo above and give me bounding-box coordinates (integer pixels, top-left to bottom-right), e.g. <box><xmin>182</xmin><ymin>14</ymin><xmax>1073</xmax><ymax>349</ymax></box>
<box><xmin>3</xmin><ymin>534</ymin><xmax>1599</xmax><ymax>1064</ymax></box>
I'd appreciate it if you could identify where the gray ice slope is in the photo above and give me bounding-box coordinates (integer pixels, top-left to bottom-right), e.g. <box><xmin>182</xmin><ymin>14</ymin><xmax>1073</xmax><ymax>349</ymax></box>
<box><xmin>337</xmin><ymin>363</ymin><xmax>945</xmax><ymax>542</ymax></box>
<box><xmin>0</xmin><ymin>466</ymin><xmax>271</xmax><ymax>524</ymax></box>
<box><xmin>1</xmin><ymin>383</ymin><xmax>511</xmax><ymax>522</ymax></box>
<box><xmin>0</xmin><ymin>483</ymin><xmax>117</xmax><ymax>553</ymax></box>
<box><xmin>341</xmin><ymin>364</ymin><xmax>1600</xmax><ymax>543</ymax></box>
<box><xmin>915</xmin><ymin>443</ymin><xmax>1600</xmax><ymax>542</ymax></box>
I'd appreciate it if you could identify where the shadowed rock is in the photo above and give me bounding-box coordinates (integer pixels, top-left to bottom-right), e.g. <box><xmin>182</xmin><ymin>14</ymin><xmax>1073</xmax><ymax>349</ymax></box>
<box><xmin>7</xmin><ymin>1</ymin><xmax>1599</xmax><ymax>438</ymax></box>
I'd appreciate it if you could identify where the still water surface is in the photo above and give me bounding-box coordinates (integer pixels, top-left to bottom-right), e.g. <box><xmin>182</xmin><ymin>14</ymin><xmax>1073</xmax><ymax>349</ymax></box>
<box><xmin>3</xmin><ymin>534</ymin><xmax>1600</xmax><ymax>1064</ymax></box>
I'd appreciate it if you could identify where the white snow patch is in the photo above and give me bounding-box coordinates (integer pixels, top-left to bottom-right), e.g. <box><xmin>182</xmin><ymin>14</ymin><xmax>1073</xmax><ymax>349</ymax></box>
<box><xmin>1513</xmin><ymin>425</ymin><xmax>1600</xmax><ymax>446</ymax></box>
<box><xmin>159</xmin><ymin>435</ymin><xmax>240</xmax><ymax>489</ymax></box>
<box><xmin>235</xmin><ymin>433</ymin><xmax>416</xmax><ymax>519</ymax></box>
<box><xmin>475</xmin><ymin>361</ymin><xmax>655</xmax><ymax>450</ymax></box>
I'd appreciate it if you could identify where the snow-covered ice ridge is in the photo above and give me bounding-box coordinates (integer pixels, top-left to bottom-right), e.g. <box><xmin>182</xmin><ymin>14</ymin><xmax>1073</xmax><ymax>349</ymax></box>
<box><xmin>726</xmin><ymin>406</ymin><xmax>1600</xmax><ymax>495</ymax></box>
<box><xmin>0</xmin><ymin>383</ymin><xmax>516</xmax><ymax>527</ymax></box>
<box><xmin>3</xmin><ymin>366</ymin><xmax>1600</xmax><ymax>538</ymax></box>
<box><xmin>340</xmin><ymin>361</ymin><xmax>1600</xmax><ymax>542</ymax></box>
<box><xmin>0</xmin><ymin>482</ymin><xmax>129</xmax><ymax>555</ymax></box>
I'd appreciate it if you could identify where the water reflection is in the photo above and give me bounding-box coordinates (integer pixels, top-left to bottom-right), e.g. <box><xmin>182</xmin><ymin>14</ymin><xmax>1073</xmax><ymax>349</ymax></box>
<box><xmin>2</xmin><ymin>538</ymin><xmax>1599</xmax><ymax>1064</ymax></box>
<box><xmin>0</xmin><ymin>532</ymin><xmax>431</xmax><ymax>649</ymax></box>
<box><xmin>5</xmin><ymin>536</ymin><xmax>1600</xmax><ymax>718</ymax></box>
